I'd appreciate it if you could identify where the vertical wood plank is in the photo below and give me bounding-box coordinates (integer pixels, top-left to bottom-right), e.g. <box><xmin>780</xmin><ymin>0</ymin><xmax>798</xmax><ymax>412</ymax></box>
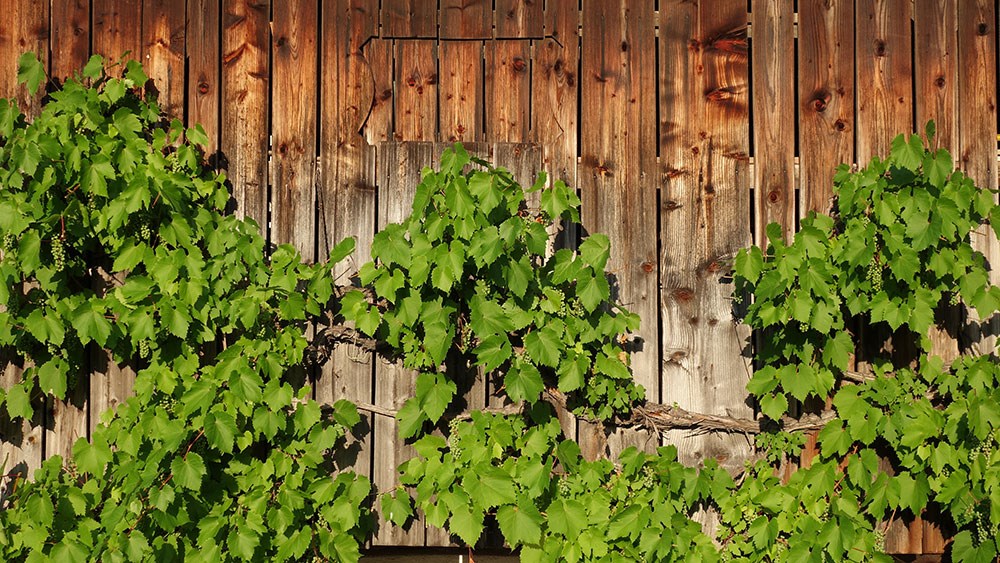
<box><xmin>142</xmin><ymin>0</ymin><xmax>186</xmax><ymax>119</ymax></box>
<box><xmin>394</xmin><ymin>40</ymin><xmax>437</xmax><ymax>141</ymax></box>
<box><xmin>914</xmin><ymin>0</ymin><xmax>958</xmax><ymax>154</ymax></box>
<box><xmin>750</xmin><ymin>0</ymin><xmax>795</xmax><ymax>244</ymax></box>
<box><xmin>364</xmin><ymin>39</ymin><xmax>395</xmax><ymax>145</ymax></box>
<box><xmin>187</xmin><ymin>0</ymin><xmax>222</xmax><ymax>157</ymax></box>
<box><xmin>92</xmin><ymin>0</ymin><xmax>142</xmax><ymax>64</ymax></box>
<box><xmin>856</xmin><ymin>0</ymin><xmax>913</xmax><ymax>164</ymax></box>
<box><xmin>440</xmin><ymin>0</ymin><xmax>492</xmax><ymax>39</ymax></box>
<box><xmin>0</xmin><ymin>358</ymin><xmax>42</xmax><ymax>498</ymax></box>
<box><xmin>372</xmin><ymin>142</ymin><xmax>432</xmax><ymax>547</ymax></box>
<box><xmin>439</xmin><ymin>40</ymin><xmax>483</xmax><ymax>143</ymax></box>
<box><xmin>381</xmin><ymin>0</ymin><xmax>437</xmax><ymax>38</ymax></box>
<box><xmin>531</xmin><ymin>0</ymin><xmax>579</xmax><ymax>441</ymax></box>
<box><xmin>660</xmin><ymin>0</ymin><xmax>753</xmax><ymax>485</ymax></box>
<box><xmin>317</xmin><ymin>0</ymin><xmax>377</xmax><ymax>486</ymax></box>
<box><xmin>222</xmin><ymin>0</ymin><xmax>270</xmax><ymax>228</ymax></box>
<box><xmin>50</xmin><ymin>0</ymin><xmax>91</xmax><ymax>81</ymax></box>
<box><xmin>958</xmin><ymin>4</ymin><xmax>1000</xmax><ymax>352</ymax></box>
<box><xmin>579</xmin><ymin>0</ymin><xmax>658</xmax><ymax>460</ymax></box>
<box><xmin>496</xmin><ymin>0</ymin><xmax>544</xmax><ymax>38</ymax></box>
<box><xmin>912</xmin><ymin>11</ymin><xmax>958</xmax><ymax>550</ymax></box>
<box><xmin>271</xmin><ymin>0</ymin><xmax>319</xmax><ymax>261</ymax></box>
<box><xmin>0</xmin><ymin>0</ymin><xmax>49</xmax><ymax>114</ymax></box>
<box><xmin>486</xmin><ymin>40</ymin><xmax>531</xmax><ymax>143</ymax></box>
<box><xmin>798</xmin><ymin>0</ymin><xmax>854</xmax><ymax>216</ymax></box>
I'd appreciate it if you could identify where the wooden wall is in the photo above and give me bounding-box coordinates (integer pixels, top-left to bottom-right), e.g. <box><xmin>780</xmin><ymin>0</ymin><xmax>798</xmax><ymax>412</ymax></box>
<box><xmin>1</xmin><ymin>0</ymin><xmax>998</xmax><ymax>553</ymax></box>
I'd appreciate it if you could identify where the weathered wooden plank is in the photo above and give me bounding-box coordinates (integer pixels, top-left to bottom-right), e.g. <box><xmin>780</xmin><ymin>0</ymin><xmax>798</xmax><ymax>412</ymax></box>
<box><xmin>394</xmin><ymin>40</ymin><xmax>437</xmax><ymax>141</ymax></box>
<box><xmin>372</xmin><ymin>142</ymin><xmax>435</xmax><ymax>547</ymax></box>
<box><xmin>142</xmin><ymin>0</ymin><xmax>186</xmax><ymax>119</ymax></box>
<box><xmin>0</xmin><ymin>0</ymin><xmax>48</xmax><ymax>114</ymax></box>
<box><xmin>856</xmin><ymin>0</ymin><xmax>913</xmax><ymax>164</ymax></box>
<box><xmin>271</xmin><ymin>0</ymin><xmax>319</xmax><ymax>261</ymax></box>
<box><xmin>958</xmin><ymin>4</ymin><xmax>1000</xmax><ymax>354</ymax></box>
<box><xmin>317</xmin><ymin>0</ymin><xmax>378</xmax><ymax>486</ymax></box>
<box><xmin>50</xmin><ymin>0</ymin><xmax>90</xmax><ymax>81</ymax></box>
<box><xmin>798</xmin><ymin>0</ymin><xmax>854</xmax><ymax>216</ymax></box>
<box><xmin>186</xmin><ymin>0</ymin><xmax>221</xmax><ymax>158</ymax></box>
<box><xmin>439</xmin><ymin>40</ymin><xmax>483</xmax><ymax>143</ymax></box>
<box><xmin>659</xmin><ymin>0</ymin><xmax>753</xmax><ymax>480</ymax></box>
<box><xmin>363</xmin><ymin>39</ymin><xmax>394</xmax><ymax>145</ymax></box>
<box><xmin>0</xmin><ymin>358</ymin><xmax>42</xmax><ymax>498</ymax></box>
<box><xmin>222</xmin><ymin>0</ymin><xmax>270</xmax><ymax>229</ymax></box>
<box><xmin>92</xmin><ymin>0</ymin><xmax>142</xmax><ymax>64</ymax></box>
<box><xmin>915</xmin><ymin>0</ymin><xmax>958</xmax><ymax>154</ymax></box>
<box><xmin>496</xmin><ymin>0</ymin><xmax>544</xmax><ymax>38</ymax></box>
<box><xmin>579</xmin><ymin>0</ymin><xmax>659</xmax><ymax>461</ymax></box>
<box><xmin>486</xmin><ymin>40</ymin><xmax>531</xmax><ymax>143</ymax></box>
<box><xmin>439</xmin><ymin>0</ymin><xmax>492</xmax><ymax>39</ymax></box>
<box><xmin>381</xmin><ymin>0</ymin><xmax>437</xmax><ymax>38</ymax></box>
<box><xmin>912</xmin><ymin>7</ymin><xmax>956</xmax><ymax>550</ymax></box>
<box><xmin>750</xmin><ymin>0</ymin><xmax>794</xmax><ymax>244</ymax></box>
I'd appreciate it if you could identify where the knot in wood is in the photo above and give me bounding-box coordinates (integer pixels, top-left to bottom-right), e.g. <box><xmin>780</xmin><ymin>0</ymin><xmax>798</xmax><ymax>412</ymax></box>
<box><xmin>640</xmin><ymin>261</ymin><xmax>655</xmax><ymax>273</ymax></box>
<box><xmin>834</xmin><ymin>119</ymin><xmax>847</xmax><ymax>132</ymax></box>
<box><xmin>979</xmin><ymin>22</ymin><xmax>990</xmax><ymax>35</ymax></box>
<box><xmin>198</xmin><ymin>81</ymin><xmax>210</xmax><ymax>95</ymax></box>
<box><xmin>873</xmin><ymin>39</ymin><xmax>886</xmax><ymax>57</ymax></box>
<box><xmin>812</xmin><ymin>94</ymin><xmax>828</xmax><ymax>113</ymax></box>
<box><xmin>621</xmin><ymin>41</ymin><xmax>629</xmax><ymax>52</ymax></box>
<box><xmin>767</xmin><ymin>190</ymin><xmax>781</xmax><ymax>204</ymax></box>
<box><xmin>511</xmin><ymin>58</ymin><xmax>527</xmax><ymax>72</ymax></box>
<box><xmin>663</xmin><ymin>199</ymin><xmax>682</xmax><ymax>211</ymax></box>
<box><xmin>935</xmin><ymin>75</ymin><xmax>946</xmax><ymax>88</ymax></box>
<box><xmin>672</xmin><ymin>288</ymin><xmax>695</xmax><ymax>302</ymax></box>
<box><xmin>406</xmin><ymin>76</ymin><xmax>417</xmax><ymax>87</ymax></box>
<box><xmin>276</xmin><ymin>36</ymin><xmax>287</xmax><ymax>48</ymax></box>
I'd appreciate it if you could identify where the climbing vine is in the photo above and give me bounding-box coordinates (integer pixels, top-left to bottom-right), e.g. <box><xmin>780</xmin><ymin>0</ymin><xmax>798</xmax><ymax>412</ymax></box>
<box><xmin>2</xmin><ymin>54</ymin><xmax>1000</xmax><ymax>562</ymax></box>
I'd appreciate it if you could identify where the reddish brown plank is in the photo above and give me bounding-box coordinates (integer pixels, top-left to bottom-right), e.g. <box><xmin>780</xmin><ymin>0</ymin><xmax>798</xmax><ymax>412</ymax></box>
<box><xmin>381</xmin><ymin>0</ymin><xmax>437</xmax><ymax>38</ymax></box>
<box><xmin>798</xmin><ymin>0</ymin><xmax>854</xmax><ymax>216</ymax></box>
<box><xmin>958</xmin><ymin>3</ymin><xmax>1000</xmax><ymax>350</ymax></box>
<box><xmin>915</xmin><ymin>0</ymin><xmax>958</xmax><ymax>154</ymax></box>
<box><xmin>363</xmin><ymin>39</ymin><xmax>394</xmax><ymax>145</ymax></box>
<box><xmin>142</xmin><ymin>0</ymin><xmax>186</xmax><ymax>119</ymax></box>
<box><xmin>532</xmin><ymin>0</ymin><xmax>579</xmax><ymax>190</ymax></box>
<box><xmin>750</xmin><ymin>0</ymin><xmax>794</xmax><ymax>244</ymax></box>
<box><xmin>317</xmin><ymin>0</ymin><xmax>378</xmax><ymax>481</ymax></box>
<box><xmin>486</xmin><ymin>40</ymin><xmax>531</xmax><ymax>143</ymax></box>
<box><xmin>659</xmin><ymin>0</ymin><xmax>753</xmax><ymax>482</ymax></box>
<box><xmin>186</xmin><ymin>0</ymin><xmax>222</xmax><ymax>157</ymax></box>
<box><xmin>856</xmin><ymin>0</ymin><xmax>913</xmax><ymax>164</ymax></box>
<box><xmin>50</xmin><ymin>0</ymin><xmax>90</xmax><ymax>82</ymax></box>
<box><xmin>579</xmin><ymin>0</ymin><xmax>658</xmax><ymax>460</ymax></box>
<box><xmin>496</xmin><ymin>0</ymin><xmax>544</xmax><ymax>38</ymax></box>
<box><xmin>394</xmin><ymin>40</ymin><xmax>437</xmax><ymax>141</ymax></box>
<box><xmin>439</xmin><ymin>40</ymin><xmax>483</xmax><ymax>143</ymax></box>
<box><xmin>222</xmin><ymin>0</ymin><xmax>270</xmax><ymax>228</ymax></box>
<box><xmin>0</xmin><ymin>0</ymin><xmax>49</xmax><ymax>115</ymax></box>
<box><xmin>92</xmin><ymin>0</ymin><xmax>142</xmax><ymax>65</ymax></box>
<box><xmin>440</xmin><ymin>0</ymin><xmax>492</xmax><ymax>39</ymax></box>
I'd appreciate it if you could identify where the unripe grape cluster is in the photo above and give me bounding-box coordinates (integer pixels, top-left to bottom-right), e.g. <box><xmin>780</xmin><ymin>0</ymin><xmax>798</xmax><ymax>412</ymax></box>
<box><xmin>872</xmin><ymin>527</ymin><xmax>886</xmax><ymax>552</ymax></box>
<box><xmin>866</xmin><ymin>254</ymin><xmax>883</xmax><ymax>292</ymax></box>
<box><xmin>1</xmin><ymin>233</ymin><xmax>14</xmax><ymax>251</ymax></box>
<box><xmin>51</xmin><ymin>236</ymin><xmax>66</xmax><ymax>271</ymax></box>
<box><xmin>138</xmin><ymin>222</ymin><xmax>152</xmax><ymax>242</ymax></box>
<box><xmin>557</xmin><ymin>477</ymin><xmax>573</xmax><ymax>497</ymax></box>
<box><xmin>138</xmin><ymin>340</ymin><xmax>151</xmax><ymax>359</ymax></box>
<box><xmin>447</xmin><ymin>418</ymin><xmax>462</xmax><ymax>458</ymax></box>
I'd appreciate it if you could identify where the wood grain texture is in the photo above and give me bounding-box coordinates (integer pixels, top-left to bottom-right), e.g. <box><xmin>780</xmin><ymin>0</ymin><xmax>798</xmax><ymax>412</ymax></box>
<box><xmin>0</xmin><ymin>0</ymin><xmax>48</xmax><ymax>114</ymax></box>
<box><xmin>439</xmin><ymin>40</ymin><xmax>483</xmax><ymax>142</ymax></box>
<box><xmin>142</xmin><ymin>0</ymin><xmax>186</xmax><ymax>119</ymax></box>
<box><xmin>798</xmin><ymin>0</ymin><xmax>853</xmax><ymax>216</ymax></box>
<box><xmin>579</xmin><ymin>0</ymin><xmax>659</xmax><ymax>460</ymax></box>
<box><xmin>486</xmin><ymin>40</ymin><xmax>531</xmax><ymax>143</ymax></box>
<box><xmin>394</xmin><ymin>40</ymin><xmax>437</xmax><ymax>141</ymax></box>
<box><xmin>750</xmin><ymin>0</ymin><xmax>794</xmax><ymax>244</ymax></box>
<box><xmin>317</xmin><ymin>0</ymin><xmax>378</xmax><ymax>487</ymax></box>
<box><xmin>0</xmin><ymin>358</ymin><xmax>42</xmax><ymax>498</ymax></box>
<box><xmin>364</xmin><ymin>39</ymin><xmax>394</xmax><ymax>144</ymax></box>
<box><xmin>372</xmin><ymin>142</ymin><xmax>435</xmax><ymax>547</ymax></box>
<box><xmin>271</xmin><ymin>0</ymin><xmax>319</xmax><ymax>261</ymax></box>
<box><xmin>495</xmin><ymin>0</ymin><xmax>544</xmax><ymax>38</ymax></box>
<box><xmin>958</xmin><ymin>3</ymin><xmax>1000</xmax><ymax>355</ymax></box>
<box><xmin>381</xmin><ymin>0</ymin><xmax>437</xmax><ymax>38</ymax></box>
<box><xmin>659</xmin><ymin>0</ymin><xmax>753</xmax><ymax>478</ymax></box>
<box><xmin>440</xmin><ymin>0</ymin><xmax>492</xmax><ymax>39</ymax></box>
<box><xmin>856</xmin><ymin>0</ymin><xmax>913</xmax><ymax>164</ymax></box>
<box><xmin>914</xmin><ymin>0</ymin><xmax>958</xmax><ymax>154</ymax></box>
<box><xmin>50</xmin><ymin>0</ymin><xmax>90</xmax><ymax>81</ymax></box>
<box><xmin>92</xmin><ymin>0</ymin><xmax>142</xmax><ymax>64</ymax></box>
<box><xmin>186</xmin><ymin>0</ymin><xmax>221</xmax><ymax>157</ymax></box>
<box><xmin>222</xmin><ymin>0</ymin><xmax>270</xmax><ymax>229</ymax></box>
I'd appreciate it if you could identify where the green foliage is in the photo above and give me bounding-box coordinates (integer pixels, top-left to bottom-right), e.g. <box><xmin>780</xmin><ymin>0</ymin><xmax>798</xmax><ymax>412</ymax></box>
<box><xmin>344</xmin><ymin>144</ymin><xmax>643</xmax><ymax>437</ymax></box>
<box><xmin>0</xmin><ymin>54</ymin><xmax>372</xmax><ymax>561</ymax></box>
<box><xmin>4</xmin><ymin>50</ymin><xmax>1000</xmax><ymax>563</ymax></box>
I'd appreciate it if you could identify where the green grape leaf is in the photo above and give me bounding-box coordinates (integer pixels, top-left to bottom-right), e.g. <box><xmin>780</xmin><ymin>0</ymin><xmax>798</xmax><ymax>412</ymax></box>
<box><xmin>170</xmin><ymin>452</ymin><xmax>207</xmax><ymax>490</ymax></box>
<box><xmin>17</xmin><ymin>52</ymin><xmax>45</xmax><ymax>95</ymax></box>
<box><xmin>496</xmin><ymin>503</ymin><xmax>543</xmax><ymax>546</ymax></box>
